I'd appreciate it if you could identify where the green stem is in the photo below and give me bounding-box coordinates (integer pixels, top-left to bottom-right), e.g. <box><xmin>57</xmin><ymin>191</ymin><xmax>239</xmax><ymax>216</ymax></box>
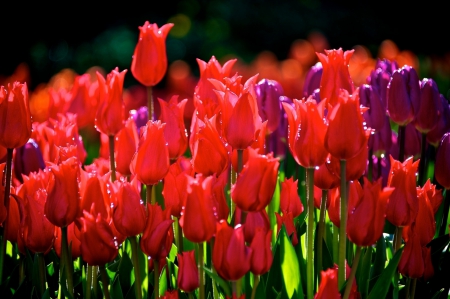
<box><xmin>188</xmin><ymin>293</ymin><xmax>194</xmax><ymax>299</ymax></box>
<box><xmin>154</xmin><ymin>259</ymin><xmax>160</xmax><ymax>299</ymax></box>
<box><xmin>410</xmin><ymin>278</ymin><xmax>417</xmax><ymax>299</ymax></box>
<box><xmin>232</xmin><ymin>281</ymin><xmax>238</xmax><ymax>297</ymax></box>
<box><xmin>250</xmin><ymin>275</ymin><xmax>260</xmax><ymax>299</ymax></box>
<box><xmin>418</xmin><ymin>133</ymin><xmax>427</xmax><ymax>186</ymax></box>
<box><xmin>19</xmin><ymin>254</ymin><xmax>25</xmax><ymax>284</ymax></box>
<box><xmin>343</xmin><ymin>246</ymin><xmax>362</xmax><ymax>299</ymax></box>
<box><xmin>198</xmin><ymin>242</ymin><xmax>205</xmax><ymax>299</ymax></box>
<box><xmin>130</xmin><ymin>236</ymin><xmax>143</xmax><ymax>299</ymax></box>
<box><xmin>394</xmin><ymin>226</ymin><xmax>403</xmax><ymax>253</ymax></box>
<box><xmin>92</xmin><ymin>266</ymin><xmax>99</xmax><ymax>299</ymax></box>
<box><xmin>306</xmin><ymin>167</ymin><xmax>315</xmax><ymax>299</ymax></box>
<box><xmin>37</xmin><ymin>253</ymin><xmax>47</xmax><ymax>298</ymax></box>
<box><xmin>147</xmin><ymin>184</ymin><xmax>154</xmax><ymax>205</ymax></box>
<box><xmin>109</xmin><ymin>135</ymin><xmax>117</xmax><ymax>182</ymax></box>
<box><xmin>147</xmin><ymin>86</ymin><xmax>154</xmax><ymax>121</ymax></box>
<box><xmin>86</xmin><ymin>265</ymin><xmax>92</xmax><ymax>299</ymax></box>
<box><xmin>333</xmin><ymin>224</ymin><xmax>339</xmax><ymax>264</ymax></box>
<box><xmin>405</xmin><ymin>278</ymin><xmax>411</xmax><ymax>299</ymax></box>
<box><xmin>338</xmin><ymin>159</ymin><xmax>348</xmax><ymax>290</ymax></box>
<box><xmin>62</xmin><ymin>226</ymin><xmax>74</xmax><ymax>297</ymax></box>
<box><xmin>318</xmin><ymin>189</ymin><xmax>328</xmax><ymax>277</ymax></box>
<box><xmin>210</xmin><ymin>239</ymin><xmax>219</xmax><ymax>299</ymax></box>
<box><xmin>100</xmin><ymin>265</ymin><xmax>111</xmax><ymax>299</ymax></box>
<box><xmin>0</xmin><ymin>148</ymin><xmax>13</xmax><ymax>283</ymax></box>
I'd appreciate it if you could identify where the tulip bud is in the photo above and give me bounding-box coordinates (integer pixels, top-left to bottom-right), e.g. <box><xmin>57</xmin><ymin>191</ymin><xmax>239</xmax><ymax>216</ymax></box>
<box><xmin>255</xmin><ymin>79</ymin><xmax>284</xmax><ymax>133</ymax></box>
<box><xmin>303</xmin><ymin>62</ymin><xmax>323</xmax><ymax>99</ymax></box>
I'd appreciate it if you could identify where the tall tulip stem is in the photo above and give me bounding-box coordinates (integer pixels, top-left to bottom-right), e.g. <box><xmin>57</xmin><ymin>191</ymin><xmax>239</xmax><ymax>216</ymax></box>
<box><xmin>237</xmin><ymin>149</ymin><xmax>244</xmax><ymax>174</ymax></box>
<box><xmin>198</xmin><ymin>242</ymin><xmax>205</xmax><ymax>299</ymax></box>
<box><xmin>175</xmin><ymin>217</ymin><xmax>183</xmax><ymax>252</ymax></box>
<box><xmin>306</xmin><ymin>167</ymin><xmax>315</xmax><ymax>299</ymax></box>
<box><xmin>100</xmin><ymin>265</ymin><xmax>111</xmax><ymax>299</ymax></box>
<box><xmin>37</xmin><ymin>252</ymin><xmax>47</xmax><ymax>298</ymax></box>
<box><xmin>61</xmin><ymin>226</ymin><xmax>74</xmax><ymax>297</ymax></box>
<box><xmin>343</xmin><ymin>246</ymin><xmax>362</xmax><ymax>299</ymax></box>
<box><xmin>130</xmin><ymin>236</ymin><xmax>143</xmax><ymax>299</ymax></box>
<box><xmin>318</xmin><ymin>189</ymin><xmax>328</xmax><ymax>277</ymax></box>
<box><xmin>147</xmin><ymin>86</ymin><xmax>154</xmax><ymax>121</ymax></box>
<box><xmin>0</xmin><ymin>148</ymin><xmax>13</xmax><ymax>283</ymax></box>
<box><xmin>250</xmin><ymin>275</ymin><xmax>260</xmax><ymax>299</ymax></box>
<box><xmin>338</xmin><ymin>159</ymin><xmax>348</xmax><ymax>289</ymax></box>
<box><xmin>86</xmin><ymin>265</ymin><xmax>92</xmax><ymax>299</ymax></box>
<box><xmin>147</xmin><ymin>184</ymin><xmax>153</xmax><ymax>206</ymax></box>
<box><xmin>108</xmin><ymin>135</ymin><xmax>117</xmax><ymax>182</ymax></box>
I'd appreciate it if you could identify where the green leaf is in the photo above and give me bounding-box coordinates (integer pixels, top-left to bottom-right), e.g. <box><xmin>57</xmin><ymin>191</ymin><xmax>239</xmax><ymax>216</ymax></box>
<box><xmin>368</xmin><ymin>247</ymin><xmax>404</xmax><ymax>299</ymax></box>
<box><xmin>159</xmin><ymin>266</ymin><xmax>167</xmax><ymax>295</ymax></box>
<box><xmin>370</xmin><ymin>235</ymin><xmax>387</xmax><ymax>291</ymax></box>
<box><xmin>280</xmin><ymin>226</ymin><xmax>303</xmax><ymax>299</ymax></box>
<box><xmin>203</xmin><ymin>266</ymin><xmax>231</xmax><ymax>297</ymax></box>
<box><xmin>111</xmin><ymin>274</ymin><xmax>124</xmax><ymax>299</ymax></box>
<box><xmin>358</xmin><ymin>246</ymin><xmax>373</xmax><ymax>299</ymax></box>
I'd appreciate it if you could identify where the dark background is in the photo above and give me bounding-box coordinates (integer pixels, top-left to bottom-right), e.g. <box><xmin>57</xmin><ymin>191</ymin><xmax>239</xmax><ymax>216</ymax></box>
<box><xmin>1</xmin><ymin>0</ymin><xmax>449</xmax><ymax>91</ymax></box>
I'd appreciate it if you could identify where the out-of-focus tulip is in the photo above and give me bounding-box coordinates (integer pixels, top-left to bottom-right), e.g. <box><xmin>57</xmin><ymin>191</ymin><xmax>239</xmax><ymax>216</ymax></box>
<box><xmin>162</xmin><ymin>156</ymin><xmax>194</xmax><ymax>218</ymax></box>
<box><xmin>79</xmin><ymin>208</ymin><xmax>118</xmax><ymax>266</ymax></box>
<box><xmin>131</xmin><ymin>21</ymin><xmax>174</xmax><ymax>87</ymax></box>
<box><xmin>158</xmin><ymin>95</ymin><xmax>188</xmax><ymax>160</ymax></box>
<box><xmin>0</xmin><ymin>82</ymin><xmax>32</xmax><ymax>149</ymax></box>
<box><xmin>177</xmin><ymin>250</ymin><xmax>199</xmax><ymax>293</ymax></box>
<box><xmin>283</xmin><ymin>97</ymin><xmax>328</xmax><ymax>168</ymax></box>
<box><xmin>303</xmin><ymin>62</ymin><xmax>323</xmax><ymax>99</ymax></box>
<box><xmin>113</xmin><ymin>178</ymin><xmax>147</xmax><ymax>237</ymax></box>
<box><xmin>250</xmin><ymin>228</ymin><xmax>273</xmax><ymax>275</ymax></box>
<box><xmin>255</xmin><ymin>79</ymin><xmax>284</xmax><ymax>133</ymax></box>
<box><xmin>66</xmin><ymin>73</ymin><xmax>99</xmax><ymax>128</ymax></box>
<box><xmin>180</xmin><ymin>174</ymin><xmax>217</xmax><ymax>243</ymax></box>
<box><xmin>95</xmin><ymin>68</ymin><xmax>127</xmax><ymax>136</ymax></box>
<box><xmin>325</xmin><ymin>89</ymin><xmax>368</xmax><ymax>160</ymax></box>
<box><xmin>314</xmin><ymin>268</ymin><xmax>341</xmax><ymax>299</ymax></box>
<box><xmin>131</xmin><ymin>120</ymin><xmax>170</xmax><ymax>186</ymax></box>
<box><xmin>129</xmin><ymin>106</ymin><xmax>149</xmax><ymax>134</ymax></box>
<box><xmin>231</xmin><ymin>148</ymin><xmax>279</xmax><ymax>212</ymax></box>
<box><xmin>280</xmin><ymin>177</ymin><xmax>304</xmax><ymax>218</ymax></box>
<box><xmin>275</xmin><ymin>211</ymin><xmax>298</xmax><ymax>246</ymax></box>
<box><xmin>213</xmin><ymin>221</ymin><xmax>252</xmax><ymax>281</ymax></box>
<box><xmin>191</xmin><ymin>115</ymin><xmax>230</xmax><ymax>176</ymax></box>
<box><xmin>414</xmin><ymin>78</ymin><xmax>442</xmax><ymax>133</ymax></box>
<box><xmin>317</xmin><ymin>48</ymin><xmax>354</xmax><ymax>107</ymax></box>
<box><xmin>386</xmin><ymin>65</ymin><xmax>420</xmax><ymax>126</ymax></box>
<box><xmin>44</xmin><ymin>157</ymin><xmax>80</xmax><ymax>227</ymax></box>
<box><xmin>435</xmin><ymin>132</ymin><xmax>450</xmax><ymax>189</ymax></box>
<box><xmin>347</xmin><ymin>178</ymin><xmax>394</xmax><ymax>246</ymax></box>
<box><xmin>161</xmin><ymin>290</ymin><xmax>180</xmax><ymax>299</ymax></box>
<box><xmin>13</xmin><ymin>139</ymin><xmax>45</xmax><ymax>183</ymax></box>
<box><xmin>385</xmin><ymin>156</ymin><xmax>419</xmax><ymax>227</ymax></box>
<box><xmin>391</xmin><ymin>122</ymin><xmax>422</xmax><ymax>160</ymax></box>
<box><xmin>140</xmin><ymin>203</ymin><xmax>174</xmax><ymax>260</ymax></box>
<box><xmin>114</xmin><ymin>117</ymin><xmax>139</xmax><ymax>176</ymax></box>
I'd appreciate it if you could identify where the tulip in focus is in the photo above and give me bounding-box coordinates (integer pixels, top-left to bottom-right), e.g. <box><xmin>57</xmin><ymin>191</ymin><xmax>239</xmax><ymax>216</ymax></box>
<box><xmin>177</xmin><ymin>250</ymin><xmax>199</xmax><ymax>293</ymax></box>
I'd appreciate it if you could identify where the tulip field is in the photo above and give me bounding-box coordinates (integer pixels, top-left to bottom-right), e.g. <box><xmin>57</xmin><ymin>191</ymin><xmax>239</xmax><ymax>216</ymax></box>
<box><xmin>1</xmin><ymin>20</ymin><xmax>450</xmax><ymax>299</ymax></box>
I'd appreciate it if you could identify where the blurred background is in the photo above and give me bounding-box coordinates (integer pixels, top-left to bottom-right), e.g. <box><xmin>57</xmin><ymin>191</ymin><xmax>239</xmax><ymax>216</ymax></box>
<box><xmin>1</xmin><ymin>0</ymin><xmax>450</xmax><ymax>96</ymax></box>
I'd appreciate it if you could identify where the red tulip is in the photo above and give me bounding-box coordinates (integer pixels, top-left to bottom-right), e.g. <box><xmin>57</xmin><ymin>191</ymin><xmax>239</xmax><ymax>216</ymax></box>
<box><xmin>235</xmin><ymin>208</ymin><xmax>270</xmax><ymax>243</ymax></box>
<box><xmin>231</xmin><ymin>148</ymin><xmax>279</xmax><ymax>212</ymax></box>
<box><xmin>54</xmin><ymin>222</ymin><xmax>81</xmax><ymax>259</ymax></box>
<box><xmin>250</xmin><ymin>228</ymin><xmax>273</xmax><ymax>275</ymax></box>
<box><xmin>314</xmin><ymin>268</ymin><xmax>341</xmax><ymax>299</ymax></box>
<box><xmin>283</xmin><ymin>97</ymin><xmax>328</xmax><ymax>168</ymax></box>
<box><xmin>317</xmin><ymin>48</ymin><xmax>354</xmax><ymax>108</ymax></box>
<box><xmin>131</xmin><ymin>21</ymin><xmax>174</xmax><ymax>87</ymax></box>
<box><xmin>275</xmin><ymin>211</ymin><xmax>298</xmax><ymax>246</ymax></box>
<box><xmin>385</xmin><ymin>155</ymin><xmax>419</xmax><ymax>227</ymax></box>
<box><xmin>191</xmin><ymin>115</ymin><xmax>230</xmax><ymax>176</ymax></box>
<box><xmin>398</xmin><ymin>224</ymin><xmax>428</xmax><ymax>279</ymax></box>
<box><xmin>79</xmin><ymin>171</ymin><xmax>110</xmax><ymax>219</ymax></box>
<box><xmin>280</xmin><ymin>177</ymin><xmax>304</xmax><ymax>218</ymax></box>
<box><xmin>347</xmin><ymin>178</ymin><xmax>394</xmax><ymax>246</ymax></box>
<box><xmin>314</xmin><ymin>158</ymin><xmax>340</xmax><ymax>191</ymax></box>
<box><xmin>325</xmin><ymin>89</ymin><xmax>368</xmax><ymax>160</ymax></box>
<box><xmin>115</xmin><ymin>117</ymin><xmax>139</xmax><ymax>176</ymax></box>
<box><xmin>79</xmin><ymin>208</ymin><xmax>118</xmax><ymax>266</ymax></box>
<box><xmin>95</xmin><ymin>68</ymin><xmax>127</xmax><ymax>136</ymax></box>
<box><xmin>161</xmin><ymin>290</ymin><xmax>180</xmax><ymax>299</ymax></box>
<box><xmin>66</xmin><ymin>73</ymin><xmax>99</xmax><ymax>128</ymax></box>
<box><xmin>113</xmin><ymin>178</ymin><xmax>147</xmax><ymax>237</ymax></box>
<box><xmin>213</xmin><ymin>221</ymin><xmax>252</xmax><ymax>281</ymax></box>
<box><xmin>130</xmin><ymin>120</ymin><xmax>170</xmax><ymax>186</ymax></box>
<box><xmin>44</xmin><ymin>157</ymin><xmax>80</xmax><ymax>227</ymax></box>
<box><xmin>0</xmin><ymin>82</ymin><xmax>32</xmax><ymax>149</ymax></box>
<box><xmin>140</xmin><ymin>203</ymin><xmax>174</xmax><ymax>260</ymax></box>
<box><xmin>180</xmin><ymin>174</ymin><xmax>217</xmax><ymax>243</ymax></box>
<box><xmin>177</xmin><ymin>250</ymin><xmax>199</xmax><ymax>293</ymax></box>
<box><xmin>158</xmin><ymin>95</ymin><xmax>188</xmax><ymax>160</ymax></box>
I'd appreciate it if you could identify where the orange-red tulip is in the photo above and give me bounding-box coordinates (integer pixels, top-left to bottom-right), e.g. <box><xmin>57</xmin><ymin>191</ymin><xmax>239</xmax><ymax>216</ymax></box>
<box><xmin>131</xmin><ymin>21</ymin><xmax>174</xmax><ymax>87</ymax></box>
<box><xmin>115</xmin><ymin>117</ymin><xmax>139</xmax><ymax>176</ymax></box>
<box><xmin>280</xmin><ymin>177</ymin><xmax>304</xmax><ymax>218</ymax></box>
